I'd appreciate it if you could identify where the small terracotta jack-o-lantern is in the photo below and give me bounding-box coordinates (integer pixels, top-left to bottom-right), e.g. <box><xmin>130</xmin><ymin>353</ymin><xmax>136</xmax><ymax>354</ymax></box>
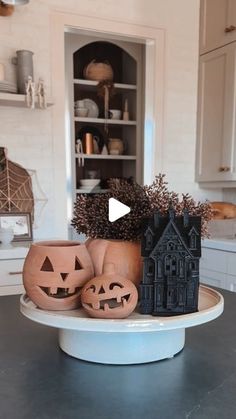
<box><xmin>23</xmin><ymin>241</ymin><xmax>94</xmax><ymax>311</ymax></box>
<box><xmin>86</xmin><ymin>239</ymin><xmax>142</xmax><ymax>286</ymax></box>
<box><xmin>81</xmin><ymin>274</ymin><xmax>138</xmax><ymax>319</ymax></box>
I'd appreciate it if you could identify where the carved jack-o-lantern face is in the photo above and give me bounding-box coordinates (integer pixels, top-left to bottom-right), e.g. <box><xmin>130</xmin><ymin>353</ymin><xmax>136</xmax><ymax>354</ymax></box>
<box><xmin>23</xmin><ymin>241</ymin><xmax>94</xmax><ymax>310</ymax></box>
<box><xmin>81</xmin><ymin>274</ymin><xmax>138</xmax><ymax>319</ymax></box>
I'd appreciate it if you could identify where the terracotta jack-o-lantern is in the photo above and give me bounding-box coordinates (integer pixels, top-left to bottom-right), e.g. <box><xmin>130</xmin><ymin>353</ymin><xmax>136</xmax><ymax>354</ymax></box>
<box><xmin>23</xmin><ymin>241</ymin><xmax>94</xmax><ymax>311</ymax></box>
<box><xmin>86</xmin><ymin>239</ymin><xmax>142</xmax><ymax>286</ymax></box>
<box><xmin>81</xmin><ymin>274</ymin><xmax>138</xmax><ymax>319</ymax></box>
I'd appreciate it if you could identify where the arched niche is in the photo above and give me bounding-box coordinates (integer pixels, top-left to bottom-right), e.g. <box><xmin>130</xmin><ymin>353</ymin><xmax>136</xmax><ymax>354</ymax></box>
<box><xmin>73</xmin><ymin>40</ymin><xmax>137</xmax><ymax>85</ymax></box>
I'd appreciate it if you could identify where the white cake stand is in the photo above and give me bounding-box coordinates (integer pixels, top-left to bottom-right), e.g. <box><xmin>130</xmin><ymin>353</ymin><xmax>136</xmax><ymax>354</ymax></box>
<box><xmin>20</xmin><ymin>285</ymin><xmax>224</xmax><ymax>364</ymax></box>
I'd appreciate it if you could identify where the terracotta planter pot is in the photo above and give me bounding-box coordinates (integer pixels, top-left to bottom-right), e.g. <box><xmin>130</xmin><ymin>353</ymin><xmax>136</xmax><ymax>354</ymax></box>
<box><xmin>85</xmin><ymin>238</ymin><xmax>142</xmax><ymax>286</ymax></box>
<box><xmin>23</xmin><ymin>240</ymin><xmax>94</xmax><ymax>311</ymax></box>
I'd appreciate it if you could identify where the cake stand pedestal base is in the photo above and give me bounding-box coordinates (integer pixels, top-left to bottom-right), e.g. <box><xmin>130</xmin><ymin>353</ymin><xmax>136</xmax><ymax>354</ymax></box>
<box><xmin>59</xmin><ymin>328</ymin><xmax>185</xmax><ymax>364</ymax></box>
<box><xmin>20</xmin><ymin>285</ymin><xmax>224</xmax><ymax>365</ymax></box>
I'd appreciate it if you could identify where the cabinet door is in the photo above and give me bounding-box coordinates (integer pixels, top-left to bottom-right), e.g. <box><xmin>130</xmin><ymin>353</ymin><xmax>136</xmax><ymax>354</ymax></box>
<box><xmin>0</xmin><ymin>259</ymin><xmax>24</xmax><ymax>287</ymax></box>
<box><xmin>226</xmin><ymin>274</ymin><xmax>236</xmax><ymax>291</ymax></box>
<box><xmin>200</xmin><ymin>247</ymin><xmax>228</xmax><ymax>273</ymax></box>
<box><xmin>200</xmin><ymin>0</ymin><xmax>236</xmax><ymax>54</ymax></box>
<box><xmin>196</xmin><ymin>43</ymin><xmax>236</xmax><ymax>182</ymax></box>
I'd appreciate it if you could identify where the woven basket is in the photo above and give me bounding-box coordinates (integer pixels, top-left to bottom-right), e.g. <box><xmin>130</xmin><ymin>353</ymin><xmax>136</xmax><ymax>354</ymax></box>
<box><xmin>0</xmin><ymin>2</ymin><xmax>14</xmax><ymax>16</ymax></box>
<box><xmin>83</xmin><ymin>60</ymin><xmax>114</xmax><ymax>81</ymax></box>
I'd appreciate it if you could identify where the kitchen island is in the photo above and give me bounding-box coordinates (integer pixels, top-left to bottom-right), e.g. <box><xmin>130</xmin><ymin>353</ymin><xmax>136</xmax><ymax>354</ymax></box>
<box><xmin>0</xmin><ymin>289</ymin><xmax>235</xmax><ymax>419</ymax></box>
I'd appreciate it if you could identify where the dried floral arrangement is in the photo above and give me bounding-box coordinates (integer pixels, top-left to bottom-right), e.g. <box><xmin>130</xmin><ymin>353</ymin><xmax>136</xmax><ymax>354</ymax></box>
<box><xmin>72</xmin><ymin>174</ymin><xmax>213</xmax><ymax>241</ymax></box>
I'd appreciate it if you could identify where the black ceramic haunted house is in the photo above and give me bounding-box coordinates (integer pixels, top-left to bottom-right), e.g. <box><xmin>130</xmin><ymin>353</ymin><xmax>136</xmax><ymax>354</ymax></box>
<box><xmin>139</xmin><ymin>208</ymin><xmax>201</xmax><ymax>316</ymax></box>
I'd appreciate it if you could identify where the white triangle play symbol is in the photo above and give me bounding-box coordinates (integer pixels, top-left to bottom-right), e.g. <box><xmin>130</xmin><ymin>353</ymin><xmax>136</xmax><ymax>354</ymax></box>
<box><xmin>109</xmin><ymin>198</ymin><xmax>131</xmax><ymax>222</ymax></box>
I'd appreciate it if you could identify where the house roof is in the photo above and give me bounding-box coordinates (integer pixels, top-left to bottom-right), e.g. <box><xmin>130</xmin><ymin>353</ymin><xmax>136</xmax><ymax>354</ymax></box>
<box><xmin>141</xmin><ymin>213</ymin><xmax>201</xmax><ymax>258</ymax></box>
<box><xmin>150</xmin><ymin>219</ymin><xmax>193</xmax><ymax>259</ymax></box>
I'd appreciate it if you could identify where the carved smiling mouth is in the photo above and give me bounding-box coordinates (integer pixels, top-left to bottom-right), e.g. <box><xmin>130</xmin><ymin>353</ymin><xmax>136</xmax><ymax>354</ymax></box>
<box><xmin>39</xmin><ymin>286</ymin><xmax>81</xmax><ymax>299</ymax></box>
<box><xmin>84</xmin><ymin>294</ymin><xmax>131</xmax><ymax>311</ymax></box>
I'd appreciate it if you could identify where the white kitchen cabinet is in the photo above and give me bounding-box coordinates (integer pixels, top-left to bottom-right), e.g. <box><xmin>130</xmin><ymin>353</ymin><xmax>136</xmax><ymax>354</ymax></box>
<box><xmin>0</xmin><ymin>244</ymin><xmax>29</xmax><ymax>296</ymax></box>
<box><xmin>196</xmin><ymin>42</ymin><xmax>236</xmax><ymax>184</ymax></box>
<box><xmin>200</xmin><ymin>268</ymin><xmax>227</xmax><ymax>289</ymax></box>
<box><xmin>227</xmin><ymin>274</ymin><xmax>236</xmax><ymax>291</ymax></box>
<box><xmin>200</xmin><ymin>0</ymin><xmax>236</xmax><ymax>55</ymax></box>
<box><xmin>200</xmin><ymin>244</ymin><xmax>236</xmax><ymax>291</ymax></box>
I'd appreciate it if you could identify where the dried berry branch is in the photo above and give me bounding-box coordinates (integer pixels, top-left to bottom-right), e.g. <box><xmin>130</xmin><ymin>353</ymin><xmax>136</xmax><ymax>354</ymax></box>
<box><xmin>71</xmin><ymin>174</ymin><xmax>212</xmax><ymax>240</ymax></box>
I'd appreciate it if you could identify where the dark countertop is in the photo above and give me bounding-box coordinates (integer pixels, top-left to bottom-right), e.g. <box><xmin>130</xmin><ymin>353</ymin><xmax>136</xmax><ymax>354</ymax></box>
<box><xmin>0</xmin><ymin>288</ymin><xmax>235</xmax><ymax>419</ymax></box>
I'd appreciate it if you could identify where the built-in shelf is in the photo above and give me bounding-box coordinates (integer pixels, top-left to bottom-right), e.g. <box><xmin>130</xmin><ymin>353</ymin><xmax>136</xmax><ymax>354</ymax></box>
<box><xmin>74</xmin><ymin>79</ymin><xmax>137</xmax><ymax>91</ymax></box>
<box><xmin>0</xmin><ymin>92</ymin><xmax>53</xmax><ymax>108</ymax></box>
<box><xmin>66</xmin><ymin>33</ymin><xmax>142</xmax><ymax>235</ymax></box>
<box><xmin>74</xmin><ymin>117</ymin><xmax>136</xmax><ymax>125</ymax></box>
<box><xmin>76</xmin><ymin>188</ymin><xmax>109</xmax><ymax>194</ymax></box>
<box><xmin>75</xmin><ymin>154</ymin><xmax>136</xmax><ymax>160</ymax></box>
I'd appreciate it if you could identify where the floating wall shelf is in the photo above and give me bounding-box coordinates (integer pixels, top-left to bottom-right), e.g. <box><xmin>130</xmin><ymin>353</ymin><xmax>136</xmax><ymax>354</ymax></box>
<box><xmin>74</xmin><ymin>79</ymin><xmax>137</xmax><ymax>91</ymax></box>
<box><xmin>75</xmin><ymin>154</ymin><xmax>136</xmax><ymax>160</ymax></box>
<box><xmin>74</xmin><ymin>117</ymin><xmax>136</xmax><ymax>125</ymax></box>
<box><xmin>0</xmin><ymin>92</ymin><xmax>53</xmax><ymax>108</ymax></box>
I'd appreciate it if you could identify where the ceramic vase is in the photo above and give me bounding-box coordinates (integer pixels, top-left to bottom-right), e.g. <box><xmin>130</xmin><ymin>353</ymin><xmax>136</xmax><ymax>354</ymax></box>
<box><xmin>108</xmin><ymin>138</ymin><xmax>124</xmax><ymax>155</ymax></box>
<box><xmin>85</xmin><ymin>238</ymin><xmax>143</xmax><ymax>286</ymax></box>
<box><xmin>23</xmin><ymin>240</ymin><xmax>94</xmax><ymax>311</ymax></box>
<box><xmin>12</xmin><ymin>50</ymin><xmax>34</xmax><ymax>94</ymax></box>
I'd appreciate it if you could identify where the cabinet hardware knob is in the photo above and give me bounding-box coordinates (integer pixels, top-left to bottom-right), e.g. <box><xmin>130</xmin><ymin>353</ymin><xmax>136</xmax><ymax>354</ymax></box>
<box><xmin>225</xmin><ymin>25</ymin><xmax>236</xmax><ymax>33</ymax></box>
<box><xmin>219</xmin><ymin>166</ymin><xmax>230</xmax><ymax>172</ymax></box>
<box><xmin>9</xmin><ymin>271</ymin><xmax>23</xmax><ymax>275</ymax></box>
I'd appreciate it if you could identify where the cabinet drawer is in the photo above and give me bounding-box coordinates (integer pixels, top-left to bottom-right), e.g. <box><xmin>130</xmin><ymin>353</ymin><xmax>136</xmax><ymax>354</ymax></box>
<box><xmin>226</xmin><ymin>274</ymin><xmax>236</xmax><ymax>292</ymax></box>
<box><xmin>0</xmin><ymin>259</ymin><xmax>24</xmax><ymax>286</ymax></box>
<box><xmin>200</xmin><ymin>268</ymin><xmax>227</xmax><ymax>290</ymax></box>
<box><xmin>226</xmin><ymin>253</ymin><xmax>236</xmax><ymax>275</ymax></box>
<box><xmin>200</xmin><ymin>248</ymin><xmax>227</xmax><ymax>273</ymax></box>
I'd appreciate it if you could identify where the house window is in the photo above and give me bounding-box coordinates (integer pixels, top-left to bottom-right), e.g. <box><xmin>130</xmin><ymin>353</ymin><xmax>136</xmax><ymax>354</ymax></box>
<box><xmin>189</xmin><ymin>261</ymin><xmax>196</xmax><ymax>270</ymax></box>
<box><xmin>190</xmin><ymin>234</ymin><xmax>197</xmax><ymax>249</ymax></box>
<box><xmin>147</xmin><ymin>260</ymin><xmax>154</xmax><ymax>276</ymax></box>
<box><xmin>146</xmin><ymin>233</ymin><xmax>153</xmax><ymax>250</ymax></box>
<box><xmin>167</xmin><ymin>241</ymin><xmax>175</xmax><ymax>251</ymax></box>
<box><xmin>165</xmin><ymin>255</ymin><xmax>177</xmax><ymax>276</ymax></box>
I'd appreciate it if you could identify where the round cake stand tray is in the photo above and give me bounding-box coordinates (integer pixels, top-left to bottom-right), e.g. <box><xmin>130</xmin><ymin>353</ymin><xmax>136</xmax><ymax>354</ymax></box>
<box><xmin>20</xmin><ymin>285</ymin><xmax>224</xmax><ymax>365</ymax></box>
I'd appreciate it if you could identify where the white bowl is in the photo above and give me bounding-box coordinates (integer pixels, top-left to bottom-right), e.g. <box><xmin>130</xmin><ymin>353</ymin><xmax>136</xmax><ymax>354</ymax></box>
<box><xmin>80</xmin><ymin>179</ymin><xmax>101</xmax><ymax>187</ymax></box>
<box><xmin>75</xmin><ymin>108</ymin><xmax>89</xmax><ymax>117</ymax></box>
<box><xmin>109</xmin><ymin>109</ymin><xmax>122</xmax><ymax>120</ymax></box>
<box><xmin>74</xmin><ymin>100</ymin><xmax>85</xmax><ymax>108</ymax></box>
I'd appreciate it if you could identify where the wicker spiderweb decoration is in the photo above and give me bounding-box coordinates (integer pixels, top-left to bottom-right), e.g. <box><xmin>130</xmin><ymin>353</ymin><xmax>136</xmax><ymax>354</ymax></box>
<box><xmin>0</xmin><ymin>148</ymin><xmax>34</xmax><ymax>220</ymax></box>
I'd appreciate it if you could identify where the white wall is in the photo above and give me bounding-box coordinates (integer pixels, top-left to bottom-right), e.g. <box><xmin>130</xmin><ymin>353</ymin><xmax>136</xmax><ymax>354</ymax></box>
<box><xmin>0</xmin><ymin>0</ymin><xmax>222</xmax><ymax>239</ymax></box>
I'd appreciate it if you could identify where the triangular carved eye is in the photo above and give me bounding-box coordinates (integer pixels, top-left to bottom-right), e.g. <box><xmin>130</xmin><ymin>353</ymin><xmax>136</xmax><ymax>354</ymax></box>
<box><xmin>75</xmin><ymin>257</ymin><xmax>82</xmax><ymax>270</ymax></box>
<box><xmin>41</xmin><ymin>257</ymin><xmax>54</xmax><ymax>272</ymax></box>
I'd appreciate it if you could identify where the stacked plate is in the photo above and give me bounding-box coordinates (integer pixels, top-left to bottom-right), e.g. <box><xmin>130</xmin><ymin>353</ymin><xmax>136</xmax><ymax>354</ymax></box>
<box><xmin>79</xmin><ymin>179</ymin><xmax>101</xmax><ymax>193</ymax></box>
<box><xmin>0</xmin><ymin>80</ymin><xmax>17</xmax><ymax>94</ymax></box>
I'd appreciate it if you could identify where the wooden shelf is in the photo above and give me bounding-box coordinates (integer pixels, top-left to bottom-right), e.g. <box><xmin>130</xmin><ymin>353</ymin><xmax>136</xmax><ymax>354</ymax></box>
<box><xmin>0</xmin><ymin>92</ymin><xmax>53</xmax><ymax>108</ymax></box>
<box><xmin>74</xmin><ymin>117</ymin><xmax>136</xmax><ymax>125</ymax></box>
<box><xmin>74</xmin><ymin>79</ymin><xmax>137</xmax><ymax>91</ymax></box>
<box><xmin>75</xmin><ymin>154</ymin><xmax>136</xmax><ymax>160</ymax></box>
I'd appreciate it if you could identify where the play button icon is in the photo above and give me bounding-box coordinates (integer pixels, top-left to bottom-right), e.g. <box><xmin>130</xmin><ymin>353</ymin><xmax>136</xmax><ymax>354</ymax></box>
<box><xmin>109</xmin><ymin>198</ymin><xmax>131</xmax><ymax>222</ymax></box>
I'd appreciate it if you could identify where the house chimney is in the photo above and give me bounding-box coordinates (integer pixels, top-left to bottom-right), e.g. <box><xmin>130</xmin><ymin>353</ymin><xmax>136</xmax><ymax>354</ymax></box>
<box><xmin>154</xmin><ymin>211</ymin><xmax>160</xmax><ymax>228</ymax></box>
<box><xmin>169</xmin><ymin>206</ymin><xmax>175</xmax><ymax>220</ymax></box>
<box><xmin>183</xmin><ymin>208</ymin><xmax>189</xmax><ymax>227</ymax></box>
